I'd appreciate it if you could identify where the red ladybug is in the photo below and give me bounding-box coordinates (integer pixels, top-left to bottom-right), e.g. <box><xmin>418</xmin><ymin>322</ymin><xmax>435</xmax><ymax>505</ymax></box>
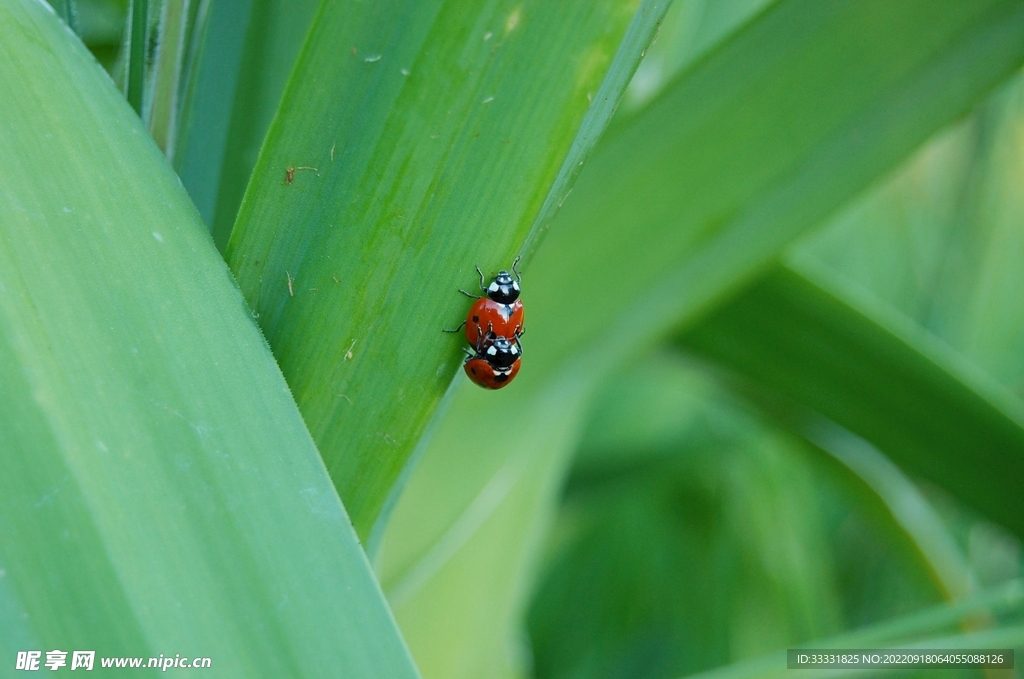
<box><xmin>447</xmin><ymin>257</ymin><xmax>526</xmax><ymax>389</ymax></box>
<box><xmin>447</xmin><ymin>257</ymin><xmax>524</xmax><ymax>344</ymax></box>
<box><xmin>463</xmin><ymin>335</ymin><xmax>522</xmax><ymax>390</ymax></box>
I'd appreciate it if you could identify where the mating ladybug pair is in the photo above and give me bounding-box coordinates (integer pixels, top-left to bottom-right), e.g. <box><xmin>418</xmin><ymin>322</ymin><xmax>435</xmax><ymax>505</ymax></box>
<box><xmin>446</xmin><ymin>257</ymin><xmax>524</xmax><ymax>389</ymax></box>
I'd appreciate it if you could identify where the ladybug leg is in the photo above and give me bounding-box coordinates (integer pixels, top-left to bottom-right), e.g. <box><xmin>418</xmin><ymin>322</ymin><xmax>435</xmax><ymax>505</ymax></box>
<box><xmin>515</xmin><ymin>323</ymin><xmax>525</xmax><ymax>338</ymax></box>
<box><xmin>442</xmin><ymin>320</ymin><xmax>466</xmax><ymax>334</ymax></box>
<box><xmin>461</xmin><ymin>346</ymin><xmax>475</xmax><ymax>361</ymax></box>
<box><xmin>458</xmin><ymin>289</ymin><xmax>481</xmax><ymax>299</ymax></box>
<box><xmin>511</xmin><ymin>255</ymin><xmax>522</xmax><ymax>281</ymax></box>
<box><xmin>475</xmin><ymin>265</ymin><xmax>488</xmax><ymax>292</ymax></box>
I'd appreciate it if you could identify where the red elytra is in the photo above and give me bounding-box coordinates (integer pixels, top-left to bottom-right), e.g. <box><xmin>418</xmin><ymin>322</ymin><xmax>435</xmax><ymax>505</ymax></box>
<box><xmin>464</xmin><ymin>297</ymin><xmax>524</xmax><ymax>346</ymax></box>
<box><xmin>464</xmin><ymin>356</ymin><xmax>521</xmax><ymax>390</ymax></box>
<box><xmin>448</xmin><ymin>257</ymin><xmax>525</xmax><ymax>390</ymax></box>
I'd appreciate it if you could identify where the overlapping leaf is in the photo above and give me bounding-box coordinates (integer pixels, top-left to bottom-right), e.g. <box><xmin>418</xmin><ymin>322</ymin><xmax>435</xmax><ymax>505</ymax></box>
<box><xmin>678</xmin><ymin>262</ymin><xmax>1024</xmax><ymax>540</ymax></box>
<box><xmin>0</xmin><ymin>2</ymin><xmax>418</xmax><ymax>674</ymax></box>
<box><xmin>226</xmin><ymin>0</ymin><xmax>668</xmax><ymax>538</ymax></box>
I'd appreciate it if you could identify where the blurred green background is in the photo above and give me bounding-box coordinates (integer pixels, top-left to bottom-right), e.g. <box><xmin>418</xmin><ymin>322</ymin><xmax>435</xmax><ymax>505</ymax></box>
<box><xmin>16</xmin><ymin>0</ymin><xmax>1024</xmax><ymax>677</ymax></box>
<box><xmin>527</xmin><ymin>4</ymin><xmax>1024</xmax><ymax>677</ymax></box>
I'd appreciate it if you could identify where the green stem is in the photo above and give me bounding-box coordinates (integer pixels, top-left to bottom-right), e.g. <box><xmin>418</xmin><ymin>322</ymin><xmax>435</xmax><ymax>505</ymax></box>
<box><xmin>148</xmin><ymin>0</ymin><xmax>191</xmax><ymax>155</ymax></box>
<box><xmin>127</xmin><ymin>0</ymin><xmax>148</xmax><ymax>115</ymax></box>
<box><xmin>62</xmin><ymin>0</ymin><xmax>77</xmax><ymax>34</ymax></box>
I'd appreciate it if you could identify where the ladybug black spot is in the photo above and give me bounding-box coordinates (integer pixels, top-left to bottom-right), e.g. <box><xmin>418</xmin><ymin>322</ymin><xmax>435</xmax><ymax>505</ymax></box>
<box><xmin>473</xmin><ymin>315</ymin><xmax>479</xmax><ymax>323</ymax></box>
<box><xmin>470</xmin><ymin>367</ymin><xmax>477</xmax><ymax>375</ymax></box>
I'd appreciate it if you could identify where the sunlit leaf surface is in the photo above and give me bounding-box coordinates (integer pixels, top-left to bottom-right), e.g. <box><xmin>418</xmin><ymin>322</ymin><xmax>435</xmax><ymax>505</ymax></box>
<box><xmin>227</xmin><ymin>0</ymin><xmax>665</xmax><ymax>538</ymax></box>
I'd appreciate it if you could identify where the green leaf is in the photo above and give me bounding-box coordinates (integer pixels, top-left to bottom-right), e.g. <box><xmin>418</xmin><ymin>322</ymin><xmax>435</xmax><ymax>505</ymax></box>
<box><xmin>171</xmin><ymin>0</ymin><xmax>321</xmax><ymax>244</ymax></box>
<box><xmin>209</xmin><ymin>0</ymin><xmax>322</xmax><ymax>248</ymax></box>
<box><xmin>145</xmin><ymin>0</ymin><xmax>191</xmax><ymax>153</ymax></box>
<box><xmin>226</xmin><ymin>0</ymin><xmax>667</xmax><ymax>539</ymax></box>
<box><xmin>678</xmin><ymin>261</ymin><xmax>1024</xmax><ymax>540</ymax></box>
<box><xmin>0</xmin><ymin>2</ymin><xmax>418</xmax><ymax>674</ymax></box>
<box><xmin>125</xmin><ymin>0</ymin><xmax>146</xmax><ymax>114</ymax></box>
<box><xmin>527</xmin><ymin>0</ymin><xmax>1024</xmax><ymax>382</ymax></box>
<box><xmin>527</xmin><ymin>354</ymin><xmax>969</xmax><ymax>678</ymax></box>
<box><xmin>170</xmin><ymin>0</ymin><xmax>318</xmax><ymax>228</ymax></box>
<box><xmin>377</xmin><ymin>0</ymin><xmax>1024</xmax><ymax>673</ymax></box>
<box><xmin>172</xmin><ymin>0</ymin><xmax>253</xmax><ymax>222</ymax></box>
<box><xmin>617</xmin><ymin>0</ymin><xmax>771</xmax><ymax>116</ymax></box>
<box><xmin>792</xmin><ymin>70</ymin><xmax>1024</xmax><ymax>400</ymax></box>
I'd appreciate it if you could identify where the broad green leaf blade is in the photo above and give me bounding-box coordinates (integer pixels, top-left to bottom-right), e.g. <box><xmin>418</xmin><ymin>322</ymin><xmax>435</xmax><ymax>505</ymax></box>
<box><xmin>677</xmin><ymin>262</ymin><xmax>1024</xmax><ymax>540</ymax></box>
<box><xmin>792</xmin><ymin>70</ymin><xmax>1024</xmax><ymax>401</ymax></box>
<box><xmin>618</xmin><ymin>0</ymin><xmax>772</xmax><ymax>117</ymax></box>
<box><xmin>527</xmin><ymin>0</ymin><xmax>1024</xmax><ymax>383</ymax></box>
<box><xmin>378</xmin><ymin>0</ymin><xmax>1024</xmax><ymax>672</ymax></box>
<box><xmin>0</xmin><ymin>2</ymin><xmax>418</xmax><ymax>675</ymax></box>
<box><xmin>226</xmin><ymin>0</ymin><xmax>668</xmax><ymax>539</ymax></box>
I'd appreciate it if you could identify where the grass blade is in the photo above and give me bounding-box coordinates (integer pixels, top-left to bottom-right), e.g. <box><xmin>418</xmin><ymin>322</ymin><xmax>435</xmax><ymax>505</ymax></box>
<box><xmin>226</xmin><ymin>0</ymin><xmax>670</xmax><ymax>539</ymax></box>
<box><xmin>146</xmin><ymin>0</ymin><xmax>191</xmax><ymax>153</ymax></box>
<box><xmin>527</xmin><ymin>0</ymin><xmax>1024</xmax><ymax>383</ymax></box>
<box><xmin>677</xmin><ymin>262</ymin><xmax>1024</xmax><ymax>539</ymax></box>
<box><xmin>171</xmin><ymin>0</ymin><xmax>253</xmax><ymax>218</ymax></box>
<box><xmin>126</xmin><ymin>0</ymin><xmax>146</xmax><ymax>114</ymax></box>
<box><xmin>208</xmin><ymin>0</ymin><xmax>322</xmax><ymax>247</ymax></box>
<box><xmin>173</xmin><ymin>0</ymin><xmax>321</xmax><ymax>237</ymax></box>
<box><xmin>0</xmin><ymin>2</ymin><xmax>419</xmax><ymax>673</ymax></box>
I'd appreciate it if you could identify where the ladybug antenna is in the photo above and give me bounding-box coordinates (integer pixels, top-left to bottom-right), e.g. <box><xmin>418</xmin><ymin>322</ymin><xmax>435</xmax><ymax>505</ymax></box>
<box><xmin>475</xmin><ymin>265</ymin><xmax>487</xmax><ymax>292</ymax></box>
<box><xmin>511</xmin><ymin>255</ymin><xmax>522</xmax><ymax>282</ymax></box>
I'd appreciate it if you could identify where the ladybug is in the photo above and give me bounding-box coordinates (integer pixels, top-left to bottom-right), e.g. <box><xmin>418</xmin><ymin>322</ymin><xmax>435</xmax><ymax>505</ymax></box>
<box><xmin>463</xmin><ymin>335</ymin><xmax>522</xmax><ymax>390</ymax></box>
<box><xmin>447</xmin><ymin>257</ymin><xmax>526</xmax><ymax>389</ymax></box>
<box><xmin>446</xmin><ymin>257</ymin><xmax>524</xmax><ymax>345</ymax></box>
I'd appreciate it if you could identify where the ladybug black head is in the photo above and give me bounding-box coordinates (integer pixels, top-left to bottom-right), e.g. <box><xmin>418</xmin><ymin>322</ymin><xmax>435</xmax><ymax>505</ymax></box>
<box><xmin>484</xmin><ymin>336</ymin><xmax>521</xmax><ymax>369</ymax></box>
<box><xmin>487</xmin><ymin>270</ymin><xmax>520</xmax><ymax>304</ymax></box>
